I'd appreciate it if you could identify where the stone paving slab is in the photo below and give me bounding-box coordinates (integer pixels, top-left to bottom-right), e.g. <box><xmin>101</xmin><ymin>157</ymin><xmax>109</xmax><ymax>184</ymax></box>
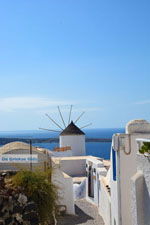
<box><xmin>57</xmin><ymin>199</ymin><xmax>105</xmax><ymax>225</ymax></box>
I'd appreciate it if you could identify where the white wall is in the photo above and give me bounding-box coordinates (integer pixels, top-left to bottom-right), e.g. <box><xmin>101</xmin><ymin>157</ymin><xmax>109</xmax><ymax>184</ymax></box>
<box><xmin>131</xmin><ymin>154</ymin><xmax>150</xmax><ymax>225</ymax></box>
<box><xmin>111</xmin><ymin>133</ymin><xmax>150</xmax><ymax>225</ymax></box>
<box><xmin>52</xmin><ymin>157</ymin><xmax>87</xmax><ymax>177</ymax></box>
<box><xmin>59</xmin><ymin>158</ymin><xmax>86</xmax><ymax>177</ymax></box>
<box><xmin>120</xmin><ymin>134</ymin><xmax>150</xmax><ymax>225</ymax></box>
<box><xmin>85</xmin><ymin>156</ymin><xmax>111</xmax><ymax>225</ymax></box>
<box><xmin>86</xmin><ymin>158</ymin><xmax>107</xmax><ymax>205</ymax></box>
<box><xmin>53</xmin><ymin>150</ymin><xmax>72</xmax><ymax>157</ymax></box>
<box><xmin>60</xmin><ymin>135</ymin><xmax>85</xmax><ymax>156</ymax></box>
<box><xmin>52</xmin><ymin>168</ymin><xmax>75</xmax><ymax>215</ymax></box>
<box><xmin>131</xmin><ymin>171</ymin><xmax>145</xmax><ymax>225</ymax></box>
<box><xmin>99</xmin><ymin>178</ymin><xmax>111</xmax><ymax>225</ymax></box>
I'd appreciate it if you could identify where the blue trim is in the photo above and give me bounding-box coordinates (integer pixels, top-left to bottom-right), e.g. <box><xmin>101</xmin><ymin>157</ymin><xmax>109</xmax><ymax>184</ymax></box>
<box><xmin>112</xmin><ymin>148</ymin><xmax>116</xmax><ymax>181</ymax></box>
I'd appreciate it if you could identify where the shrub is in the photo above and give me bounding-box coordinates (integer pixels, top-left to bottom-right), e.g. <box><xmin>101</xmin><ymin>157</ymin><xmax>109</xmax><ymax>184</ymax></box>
<box><xmin>139</xmin><ymin>142</ymin><xmax>150</xmax><ymax>154</ymax></box>
<box><xmin>12</xmin><ymin>169</ymin><xmax>57</xmax><ymax>224</ymax></box>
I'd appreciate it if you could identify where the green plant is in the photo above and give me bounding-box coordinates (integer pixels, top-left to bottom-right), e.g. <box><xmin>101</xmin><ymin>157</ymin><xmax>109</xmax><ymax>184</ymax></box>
<box><xmin>12</xmin><ymin>169</ymin><xmax>57</xmax><ymax>224</ymax></box>
<box><xmin>139</xmin><ymin>142</ymin><xmax>150</xmax><ymax>154</ymax></box>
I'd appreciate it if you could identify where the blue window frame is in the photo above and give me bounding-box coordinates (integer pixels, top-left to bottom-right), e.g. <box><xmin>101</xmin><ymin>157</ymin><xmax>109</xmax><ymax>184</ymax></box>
<box><xmin>112</xmin><ymin>148</ymin><xmax>116</xmax><ymax>181</ymax></box>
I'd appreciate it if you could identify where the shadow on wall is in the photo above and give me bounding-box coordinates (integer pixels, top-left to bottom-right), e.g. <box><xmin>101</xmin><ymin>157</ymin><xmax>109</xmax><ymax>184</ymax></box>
<box><xmin>143</xmin><ymin>179</ymin><xmax>150</xmax><ymax>225</ymax></box>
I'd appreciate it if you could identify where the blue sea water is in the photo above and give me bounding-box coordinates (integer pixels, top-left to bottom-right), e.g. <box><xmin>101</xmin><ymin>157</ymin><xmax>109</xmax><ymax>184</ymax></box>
<box><xmin>0</xmin><ymin>128</ymin><xmax>124</xmax><ymax>160</ymax></box>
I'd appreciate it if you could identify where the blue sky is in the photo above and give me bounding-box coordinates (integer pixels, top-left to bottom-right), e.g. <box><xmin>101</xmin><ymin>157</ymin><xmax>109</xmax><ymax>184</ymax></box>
<box><xmin>0</xmin><ymin>0</ymin><xmax>150</xmax><ymax>130</ymax></box>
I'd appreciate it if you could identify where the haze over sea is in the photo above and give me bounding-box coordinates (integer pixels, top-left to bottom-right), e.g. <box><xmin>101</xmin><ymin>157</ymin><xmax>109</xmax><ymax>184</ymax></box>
<box><xmin>0</xmin><ymin>128</ymin><xmax>124</xmax><ymax>160</ymax></box>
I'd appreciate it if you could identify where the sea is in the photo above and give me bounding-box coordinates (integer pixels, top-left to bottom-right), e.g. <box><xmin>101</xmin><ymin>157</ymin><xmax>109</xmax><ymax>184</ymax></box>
<box><xmin>0</xmin><ymin>128</ymin><xmax>124</xmax><ymax>160</ymax></box>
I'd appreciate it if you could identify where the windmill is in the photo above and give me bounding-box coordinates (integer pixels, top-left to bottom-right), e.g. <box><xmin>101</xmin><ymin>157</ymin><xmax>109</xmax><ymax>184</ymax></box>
<box><xmin>39</xmin><ymin>105</ymin><xmax>92</xmax><ymax>156</ymax></box>
<box><xmin>39</xmin><ymin>105</ymin><xmax>92</xmax><ymax>133</ymax></box>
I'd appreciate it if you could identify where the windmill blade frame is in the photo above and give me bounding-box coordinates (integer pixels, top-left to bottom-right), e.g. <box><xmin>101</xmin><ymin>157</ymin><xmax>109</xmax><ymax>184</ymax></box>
<box><xmin>74</xmin><ymin>111</ymin><xmax>85</xmax><ymax>124</ymax></box>
<box><xmin>45</xmin><ymin>113</ymin><xmax>64</xmax><ymax>130</ymax></box>
<box><xmin>80</xmin><ymin>123</ymin><xmax>92</xmax><ymax>129</ymax></box>
<box><xmin>57</xmin><ymin>106</ymin><xmax>66</xmax><ymax>128</ymax></box>
<box><xmin>39</xmin><ymin>128</ymin><xmax>61</xmax><ymax>133</ymax></box>
<box><xmin>68</xmin><ymin>105</ymin><xmax>73</xmax><ymax>125</ymax></box>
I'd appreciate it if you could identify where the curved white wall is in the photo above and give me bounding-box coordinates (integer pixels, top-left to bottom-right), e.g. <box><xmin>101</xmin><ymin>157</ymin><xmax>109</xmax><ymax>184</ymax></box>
<box><xmin>52</xmin><ymin>168</ymin><xmax>75</xmax><ymax>215</ymax></box>
<box><xmin>59</xmin><ymin>135</ymin><xmax>85</xmax><ymax>156</ymax></box>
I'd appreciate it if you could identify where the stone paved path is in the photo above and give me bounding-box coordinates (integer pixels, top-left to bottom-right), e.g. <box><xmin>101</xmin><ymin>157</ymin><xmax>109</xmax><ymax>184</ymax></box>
<box><xmin>57</xmin><ymin>199</ymin><xmax>105</xmax><ymax>225</ymax></box>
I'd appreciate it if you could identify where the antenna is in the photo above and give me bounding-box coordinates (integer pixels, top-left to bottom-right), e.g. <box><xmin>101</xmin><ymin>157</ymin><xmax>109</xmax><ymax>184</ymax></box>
<box><xmin>68</xmin><ymin>105</ymin><xmax>73</xmax><ymax>125</ymax></box>
<box><xmin>57</xmin><ymin>106</ymin><xmax>66</xmax><ymax>128</ymax></box>
<box><xmin>74</xmin><ymin>112</ymin><xmax>85</xmax><ymax>124</ymax></box>
<box><xmin>80</xmin><ymin>123</ymin><xmax>92</xmax><ymax>129</ymax></box>
<box><xmin>39</xmin><ymin>128</ymin><xmax>61</xmax><ymax>132</ymax></box>
<box><xmin>45</xmin><ymin>114</ymin><xmax>64</xmax><ymax>130</ymax></box>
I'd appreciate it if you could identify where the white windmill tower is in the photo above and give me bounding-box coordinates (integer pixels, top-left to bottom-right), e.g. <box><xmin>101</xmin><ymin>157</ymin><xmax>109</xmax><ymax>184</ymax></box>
<box><xmin>59</xmin><ymin>120</ymin><xmax>86</xmax><ymax>156</ymax></box>
<box><xmin>39</xmin><ymin>106</ymin><xmax>92</xmax><ymax>156</ymax></box>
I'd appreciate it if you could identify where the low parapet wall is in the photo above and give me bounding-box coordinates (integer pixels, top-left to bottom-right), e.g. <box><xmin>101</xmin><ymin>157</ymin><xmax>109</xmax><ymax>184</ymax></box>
<box><xmin>52</xmin><ymin>156</ymin><xmax>94</xmax><ymax>177</ymax></box>
<box><xmin>99</xmin><ymin>177</ymin><xmax>111</xmax><ymax>225</ymax></box>
<box><xmin>131</xmin><ymin>152</ymin><xmax>150</xmax><ymax>225</ymax></box>
<box><xmin>52</xmin><ymin>167</ymin><xmax>75</xmax><ymax>215</ymax></box>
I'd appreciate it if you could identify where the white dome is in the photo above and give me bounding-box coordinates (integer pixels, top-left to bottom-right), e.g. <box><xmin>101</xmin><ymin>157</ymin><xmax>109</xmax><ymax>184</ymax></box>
<box><xmin>126</xmin><ymin>119</ymin><xmax>150</xmax><ymax>134</ymax></box>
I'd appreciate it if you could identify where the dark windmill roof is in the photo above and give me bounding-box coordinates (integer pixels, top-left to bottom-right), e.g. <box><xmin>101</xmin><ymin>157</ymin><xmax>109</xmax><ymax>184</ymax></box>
<box><xmin>60</xmin><ymin>121</ymin><xmax>85</xmax><ymax>136</ymax></box>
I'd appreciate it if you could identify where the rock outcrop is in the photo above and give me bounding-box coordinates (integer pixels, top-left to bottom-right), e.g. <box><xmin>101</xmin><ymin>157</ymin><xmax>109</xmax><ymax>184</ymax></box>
<box><xmin>0</xmin><ymin>174</ymin><xmax>39</xmax><ymax>225</ymax></box>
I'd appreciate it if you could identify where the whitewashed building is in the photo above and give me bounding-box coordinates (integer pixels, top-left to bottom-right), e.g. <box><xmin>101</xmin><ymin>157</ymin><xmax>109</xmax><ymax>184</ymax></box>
<box><xmin>86</xmin><ymin>156</ymin><xmax>111</xmax><ymax>225</ymax></box>
<box><xmin>86</xmin><ymin>157</ymin><xmax>107</xmax><ymax>204</ymax></box>
<box><xmin>52</xmin><ymin>155</ymin><xmax>99</xmax><ymax>215</ymax></box>
<box><xmin>85</xmin><ymin>119</ymin><xmax>150</xmax><ymax>225</ymax></box>
<box><xmin>110</xmin><ymin>119</ymin><xmax>150</xmax><ymax>225</ymax></box>
<box><xmin>0</xmin><ymin>141</ymin><xmax>52</xmax><ymax>171</ymax></box>
<box><xmin>59</xmin><ymin>121</ymin><xmax>86</xmax><ymax>156</ymax></box>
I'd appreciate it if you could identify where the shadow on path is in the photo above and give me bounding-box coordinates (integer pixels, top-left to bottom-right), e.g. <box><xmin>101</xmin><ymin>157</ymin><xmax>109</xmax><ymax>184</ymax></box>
<box><xmin>57</xmin><ymin>204</ymin><xmax>94</xmax><ymax>225</ymax></box>
<box><xmin>57</xmin><ymin>198</ymin><xmax>105</xmax><ymax>225</ymax></box>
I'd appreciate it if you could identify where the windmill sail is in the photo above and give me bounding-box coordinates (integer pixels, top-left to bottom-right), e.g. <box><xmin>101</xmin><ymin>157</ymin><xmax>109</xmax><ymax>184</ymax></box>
<box><xmin>57</xmin><ymin>106</ymin><xmax>66</xmax><ymax>128</ymax></box>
